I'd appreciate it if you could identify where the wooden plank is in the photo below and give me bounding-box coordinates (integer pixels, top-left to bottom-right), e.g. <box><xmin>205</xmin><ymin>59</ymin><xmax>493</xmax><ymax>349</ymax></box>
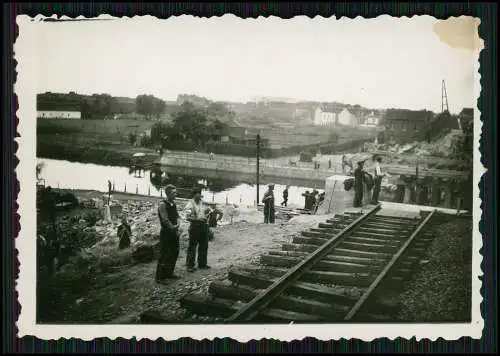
<box><xmin>282</xmin><ymin>243</ymin><xmax>319</xmax><ymax>253</ymax></box>
<box><xmin>354</xmin><ymin>230</ymin><xmax>407</xmax><ymax>240</ymax></box>
<box><xmin>348</xmin><ymin>236</ymin><xmax>402</xmax><ymax>246</ymax></box>
<box><xmin>294</xmin><ymin>236</ymin><xmax>328</xmax><ymax>246</ymax></box>
<box><xmin>261</xmin><ymin>254</ymin><xmax>380</xmax><ymax>274</ymax></box>
<box><xmin>209</xmin><ymin>281</ymin><xmax>348</xmax><ymax>318</ymax></box>
<box><xmin>227</xmin><ymin>270</ymin><xmax>357</xmax><ymax>306</ymax></box>
<box><xmin>341</xmin><ymin>241</ymin><xmax>399</xmax><ymax>254</ymax></box>
<box><xmin>226</xmin><ymin>205</ymin><xmax>382</xmax><ymax>322</ymax></box>
<box><xmin>333</xmin><ymin>247</ymin><xmax>392</xmax><ymax>260</ymax></box>
<box><xmin>300</xmin><ymin>231</ymin><xmax>332</xmax><ymax>239</ymax></box>
<box><xmin>344</xmin><ymin>209</ymin><xmax>437</xmax><ymax>320</ymax></box>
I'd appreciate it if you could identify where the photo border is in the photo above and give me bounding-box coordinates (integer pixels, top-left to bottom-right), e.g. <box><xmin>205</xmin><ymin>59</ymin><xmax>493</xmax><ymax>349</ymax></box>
<box><xmin>3</xmin><ymin>2</ymin><xmax>497</xmax><ymax>353</ymax></box>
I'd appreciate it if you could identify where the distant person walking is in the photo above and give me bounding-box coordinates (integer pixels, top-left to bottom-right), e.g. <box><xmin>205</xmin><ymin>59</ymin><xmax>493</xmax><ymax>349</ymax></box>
<box><xmin>262</xmin><ymin>184</ymin><xmax>276</xmax><ymax>224</ymax></box>
<box><xmin>371</xmin><ymin>156</ymin><xmax>385</xmax><ymax>204</ymax></box>
<box><xmin>185</xmin><ymin>188</ymin><xmax>210</xmax><ymax>272</ymax></box>
<box><xmin>353</xmin><ymin>160</ymin><xmax>366</xmax><ymax>207</ymax></box>
<box><xmin>155</xmin><ymin>184</ymin><xmax>181</xmax><ymax>283</ymax></box>
<box><xmin>281</xmin><ymin>186</ymin><xmax>289</xmax><ymax>207</ymax></box>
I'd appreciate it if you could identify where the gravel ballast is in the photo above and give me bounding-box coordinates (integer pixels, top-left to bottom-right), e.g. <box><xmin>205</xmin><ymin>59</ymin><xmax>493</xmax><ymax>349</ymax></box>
<box><xmin>395</xmin><ymin>216</ymin><xmax>473</xmax><ymax>322</ymax></box>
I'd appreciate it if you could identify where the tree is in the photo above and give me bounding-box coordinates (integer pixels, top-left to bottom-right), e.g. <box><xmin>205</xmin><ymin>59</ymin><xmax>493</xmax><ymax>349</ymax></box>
<box><xmin>171</xmin><ymin>102</ymin><xmax>208</xmax><ymax>145</ymax></box>
<box><xmin>153</xmin><ymin>98</ymin><xmax>166</xmax><ymax>119</ymax></box>
<box><xmin>136</xmin><ymin>94</ymin><xmax>166</xmax><ymax>120</ymax></box>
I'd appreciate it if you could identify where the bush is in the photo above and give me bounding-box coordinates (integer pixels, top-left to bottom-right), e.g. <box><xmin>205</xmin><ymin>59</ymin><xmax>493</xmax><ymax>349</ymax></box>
<box><xmin>128</xmin><ymin>132</ymin><xmax>137</xmax><ymax>145</ymax></box>
<box><xmin>83</xmin><ymin>210</ymin><xmax>100</xmax><ymax>227</ymax></box>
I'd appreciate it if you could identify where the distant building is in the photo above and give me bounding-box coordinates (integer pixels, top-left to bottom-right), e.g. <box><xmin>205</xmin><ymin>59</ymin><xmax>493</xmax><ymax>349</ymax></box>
<box><xmin>37</xmin><ymin>110</ymin><xmax>81</xmax><ymax>119</ymax></box>
<box><xmin>314</xmin><ymin>105</ymin><xmax>344</xmax><ymax>127</ymax></box>
<box><xmin>37</xmin><ymin>100</ymin><xmax>82</xmax><ymax>119</ymax></box>
<box><xmin>359</xmin><ymin>110</ymin><xmax>382</xmax><ymax>127</ymax></box>
<box><xmin>337</xmin><ymin>108</ymin><xmax>359</xmax><ymax>126</ymax></box>
<box><xmin>380</xmin><ymin>109</ymin><xmax>433</xmax><ymax>144</ymax></box>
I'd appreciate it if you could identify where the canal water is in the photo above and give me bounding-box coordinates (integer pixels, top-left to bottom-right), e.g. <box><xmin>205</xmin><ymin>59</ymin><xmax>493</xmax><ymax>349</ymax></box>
<box><xmin>37</xmin><ymin>158</ymin><xmax>324</xmax><ymax>208</ymax></box>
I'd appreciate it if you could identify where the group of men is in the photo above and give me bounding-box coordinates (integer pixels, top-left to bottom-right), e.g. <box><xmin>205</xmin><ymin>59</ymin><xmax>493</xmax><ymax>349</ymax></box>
<box><xmin>301</xmin><ymin>189</ymin><xmax>325</xmax><ymax>213</ymax></box>
<box><xmin>155</xmin><ymin>184</ymin><xmax>223</xmax><ymax>284</ymax></box>
<box><xmin>353</xmin><ymin>155</ymin><xmax>385</xmax><ymax>207</ymax></box>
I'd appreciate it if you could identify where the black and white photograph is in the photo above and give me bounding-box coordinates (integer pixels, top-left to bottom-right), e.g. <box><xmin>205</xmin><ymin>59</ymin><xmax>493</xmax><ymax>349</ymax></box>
<box><xmin>15</xmin><ymin>14</ymin><xmax>483</xmax><ymax>340</ymax></box>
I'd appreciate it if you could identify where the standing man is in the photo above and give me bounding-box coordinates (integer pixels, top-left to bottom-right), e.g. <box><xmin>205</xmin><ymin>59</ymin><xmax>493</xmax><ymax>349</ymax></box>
<box><xmin>302</xmin><ymin>190</ymin><xmax>311</xmax><ymax>211</ymax></box>
<box><xmin>281</xmin><ymin>186</ymin><xmax>289</xmax><ymax>207</ymax></box>
<box><xmin>353</xmin><ymin>160</ymin><xmax>366</xmax><ymax>207</ymax></box>
<box><xmin>262</xmin><ymin>183</ymin><xmax>275</xmax><ymax>224</ymax></box>
<box><xmin>155</xmin><ymin>184</ymin><xmax>181</xmax><ymax>283</ymax></box>
<box><xmin>185</xmin><ymin>188</ymin><xmax>210</xmax><ymax>272</ymax></box>
<box><xmin>371</xmin><ymin>156</ymin><xmax>385</xmax><ymax>204</ymax></box>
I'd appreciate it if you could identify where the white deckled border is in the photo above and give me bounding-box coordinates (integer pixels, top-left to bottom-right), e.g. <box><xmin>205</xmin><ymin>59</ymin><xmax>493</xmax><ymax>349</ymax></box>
<box><xmin>14</xmin><ymin>14</ymin><xmax>485</xmax><ymax>341</ymax></box>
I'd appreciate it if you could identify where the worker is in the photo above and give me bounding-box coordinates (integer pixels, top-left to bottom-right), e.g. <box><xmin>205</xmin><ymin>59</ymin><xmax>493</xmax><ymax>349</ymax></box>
<box><xmin>117</xmin><ymin>215</ymin><xmax>132</xmax><ymax>250</ymax></box>
<box><xmin>281</xmin><ymin>186</ymin><xmax>289</xmax><ymax>207</ymax></box>
<box><xmin>302</xmin><ymin>190</ymin><xmax>311</xmax><ymax>211</ymax></box>
<box><xmin>371</xmin><ymin>156</ymin><xmax>385</xmax><ymax>204</ymax></box>
<box><xmin>205</xmin><ymin>203</ymin><xmax>223</xmax><ymax>241</ymax></box>
<box><xmin>185</xmin><ymin>188</ymin><xmax>210</xmax><ymax>272</ymax></box>
<box><xmin>353</xmin><ymin>160</ymin><xmax>366</xmax><ymax>207</ymax></box>
<box><xmin>310</xmin><ymin>189</ymin><xmax>318</xmax><ymax>212</ymax></box>
<box><xmin>314</xmin><ymin>192</ymin><xmax>326</xmax><ymax>214</ymax></box>
<box><xmin>155</xmin><ymin>184</ymin><xmax>181</xmax><ymax>283</ymax></box>
<box><xmin>262</xmin><ymin>183</ymin><xmax>275</xmax><ymax>224</ymax></box>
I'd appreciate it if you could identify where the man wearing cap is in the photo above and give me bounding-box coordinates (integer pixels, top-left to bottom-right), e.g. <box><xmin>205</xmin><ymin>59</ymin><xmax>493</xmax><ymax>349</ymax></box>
<box><xmin>184</xmin><ymin>188</ymin><xmax>210</xmax><ymax>272</ymax></box>
<box><xmin>353</xmin><ymin>160</ymin><xmax>366</xmax><ymax>207</ymax></box>
<box><xmin>155</xmin><ymin>184</ymin><xmax>181</xmax><ymax>282</ymax></box>
<box><xmin>262</xmin><ymin>183</ymin><xmax>275</xmax><ymax>224</ymax></box>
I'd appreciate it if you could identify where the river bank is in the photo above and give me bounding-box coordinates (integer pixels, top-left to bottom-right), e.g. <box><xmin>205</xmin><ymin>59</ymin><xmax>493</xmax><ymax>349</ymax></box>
<box><xmin>37</xmin><ymin>135</ymin><xmax>159</xmax><ymax>168</ymax></box>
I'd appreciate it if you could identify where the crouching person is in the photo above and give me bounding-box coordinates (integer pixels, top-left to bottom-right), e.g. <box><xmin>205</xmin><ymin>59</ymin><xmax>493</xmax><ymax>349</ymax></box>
<box><xmin>185</xmin><ymin>188</ymin><xmax>210</xmax><ymax>272</ymax></box>
<box><xmin>155</xmin><ymin>184</ymin><xmax>181</xmax><ymax>283</ymax></box>
<box><xmin>117</xmin><ymin>215</ymin><xmax>132</xmax><ymax>250</ymax></box>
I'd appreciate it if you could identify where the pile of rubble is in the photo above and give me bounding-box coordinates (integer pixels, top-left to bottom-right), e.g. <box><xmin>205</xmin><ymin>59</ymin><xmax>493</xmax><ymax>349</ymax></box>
<box><xmin>363</xmin><ymin>129</ymin><xmax>464</xmax><ymax>159</ymax></box>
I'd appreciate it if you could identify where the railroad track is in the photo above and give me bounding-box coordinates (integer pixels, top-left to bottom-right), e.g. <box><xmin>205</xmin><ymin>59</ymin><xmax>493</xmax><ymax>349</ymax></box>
<box><xmin>143</xmin><ymin>204</ymin><xmax>439</xmax><ymax>323</ymax></box>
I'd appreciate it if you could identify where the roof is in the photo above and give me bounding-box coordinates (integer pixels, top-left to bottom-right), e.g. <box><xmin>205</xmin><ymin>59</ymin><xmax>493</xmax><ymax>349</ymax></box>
<box><xmin>318</xmin><ymin>104</ymin><xmax>344</xmax><ymax>114</ymax></box>
<box><xmin>37</xmin><ymin>101</ymin><xmax>82</xmax><ymax>111</ymax></box>
<box><xmin>383</xmin><ymin>109</ymin><xmax>432</xmax><ymax>122</ymax></box>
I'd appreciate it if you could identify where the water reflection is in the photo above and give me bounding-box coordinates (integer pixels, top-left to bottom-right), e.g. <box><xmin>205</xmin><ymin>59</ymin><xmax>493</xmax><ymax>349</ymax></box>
<box><xmin>37</xmin><ymin>158</ymin><xmax>318</xmax><ymax>208</ymax></box>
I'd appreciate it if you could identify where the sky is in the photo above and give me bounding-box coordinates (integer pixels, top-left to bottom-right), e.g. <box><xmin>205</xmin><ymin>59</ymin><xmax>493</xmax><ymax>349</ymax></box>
<box><xmin>33</xmin><ymin>15</ymin><xmax>481</xmax><ymax>114</ymax></box>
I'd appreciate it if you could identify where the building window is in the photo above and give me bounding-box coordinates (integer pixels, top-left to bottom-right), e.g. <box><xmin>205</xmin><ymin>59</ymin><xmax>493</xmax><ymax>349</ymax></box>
<box><xmin>415</xmin><ymin>124</ymin><xmax>420</xmax><ymax>130</ymax></box>
<box><xmin>402</xmin><ymin>123</ymin><xmax>407</xmax><ymax>132</ymax></box>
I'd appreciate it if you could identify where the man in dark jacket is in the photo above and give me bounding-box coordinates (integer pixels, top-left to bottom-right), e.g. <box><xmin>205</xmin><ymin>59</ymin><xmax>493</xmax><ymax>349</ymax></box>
<box><xmin>353</xmin><ymin>160</ymin><xmax>366</xmax><ymax>207</ymax></box>
<box><xmin>262</xmin><ymin>184</ymin><xmax>275</xmax><ymax>224</ymax></box>
<box><xmin>155</xmin><ymin>184</ymin><xmax>181</xmax><ymax>282</ymax></box>
<box><xmin>281</xmin><ymin>186</ymin><xmax>289</xmax><ymax>207</ymax></box>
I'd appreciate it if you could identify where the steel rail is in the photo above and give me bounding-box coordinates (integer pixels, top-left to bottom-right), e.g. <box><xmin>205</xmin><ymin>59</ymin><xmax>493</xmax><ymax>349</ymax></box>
<box><xmin>225</xmin><ymin>204</ymin><xmax>382</xmax><ymax>322</ymax></box>
<box><xmin>343</xmin><ymin>209</ymin><xmax>437</xmax><ymax>320</ymax></box>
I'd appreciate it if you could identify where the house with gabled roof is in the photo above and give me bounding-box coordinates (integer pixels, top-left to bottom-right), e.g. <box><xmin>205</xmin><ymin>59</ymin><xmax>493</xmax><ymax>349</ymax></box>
<box><xmin>313</xmin><ymin>104</ymin><xmax>344</xmax><ymax>127</ymax></box>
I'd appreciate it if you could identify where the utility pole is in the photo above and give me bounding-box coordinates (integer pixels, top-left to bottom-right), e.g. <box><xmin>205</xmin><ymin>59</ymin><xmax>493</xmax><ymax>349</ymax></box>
<box><xmin>441</xmin><ymin>79</ymin><xmax>449</xmax><ymax>113</ymax></box>
<box><xmin>256</xmin><ymin>134</ymin><xmax>260</xmax><ymax>206</ymax></box>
